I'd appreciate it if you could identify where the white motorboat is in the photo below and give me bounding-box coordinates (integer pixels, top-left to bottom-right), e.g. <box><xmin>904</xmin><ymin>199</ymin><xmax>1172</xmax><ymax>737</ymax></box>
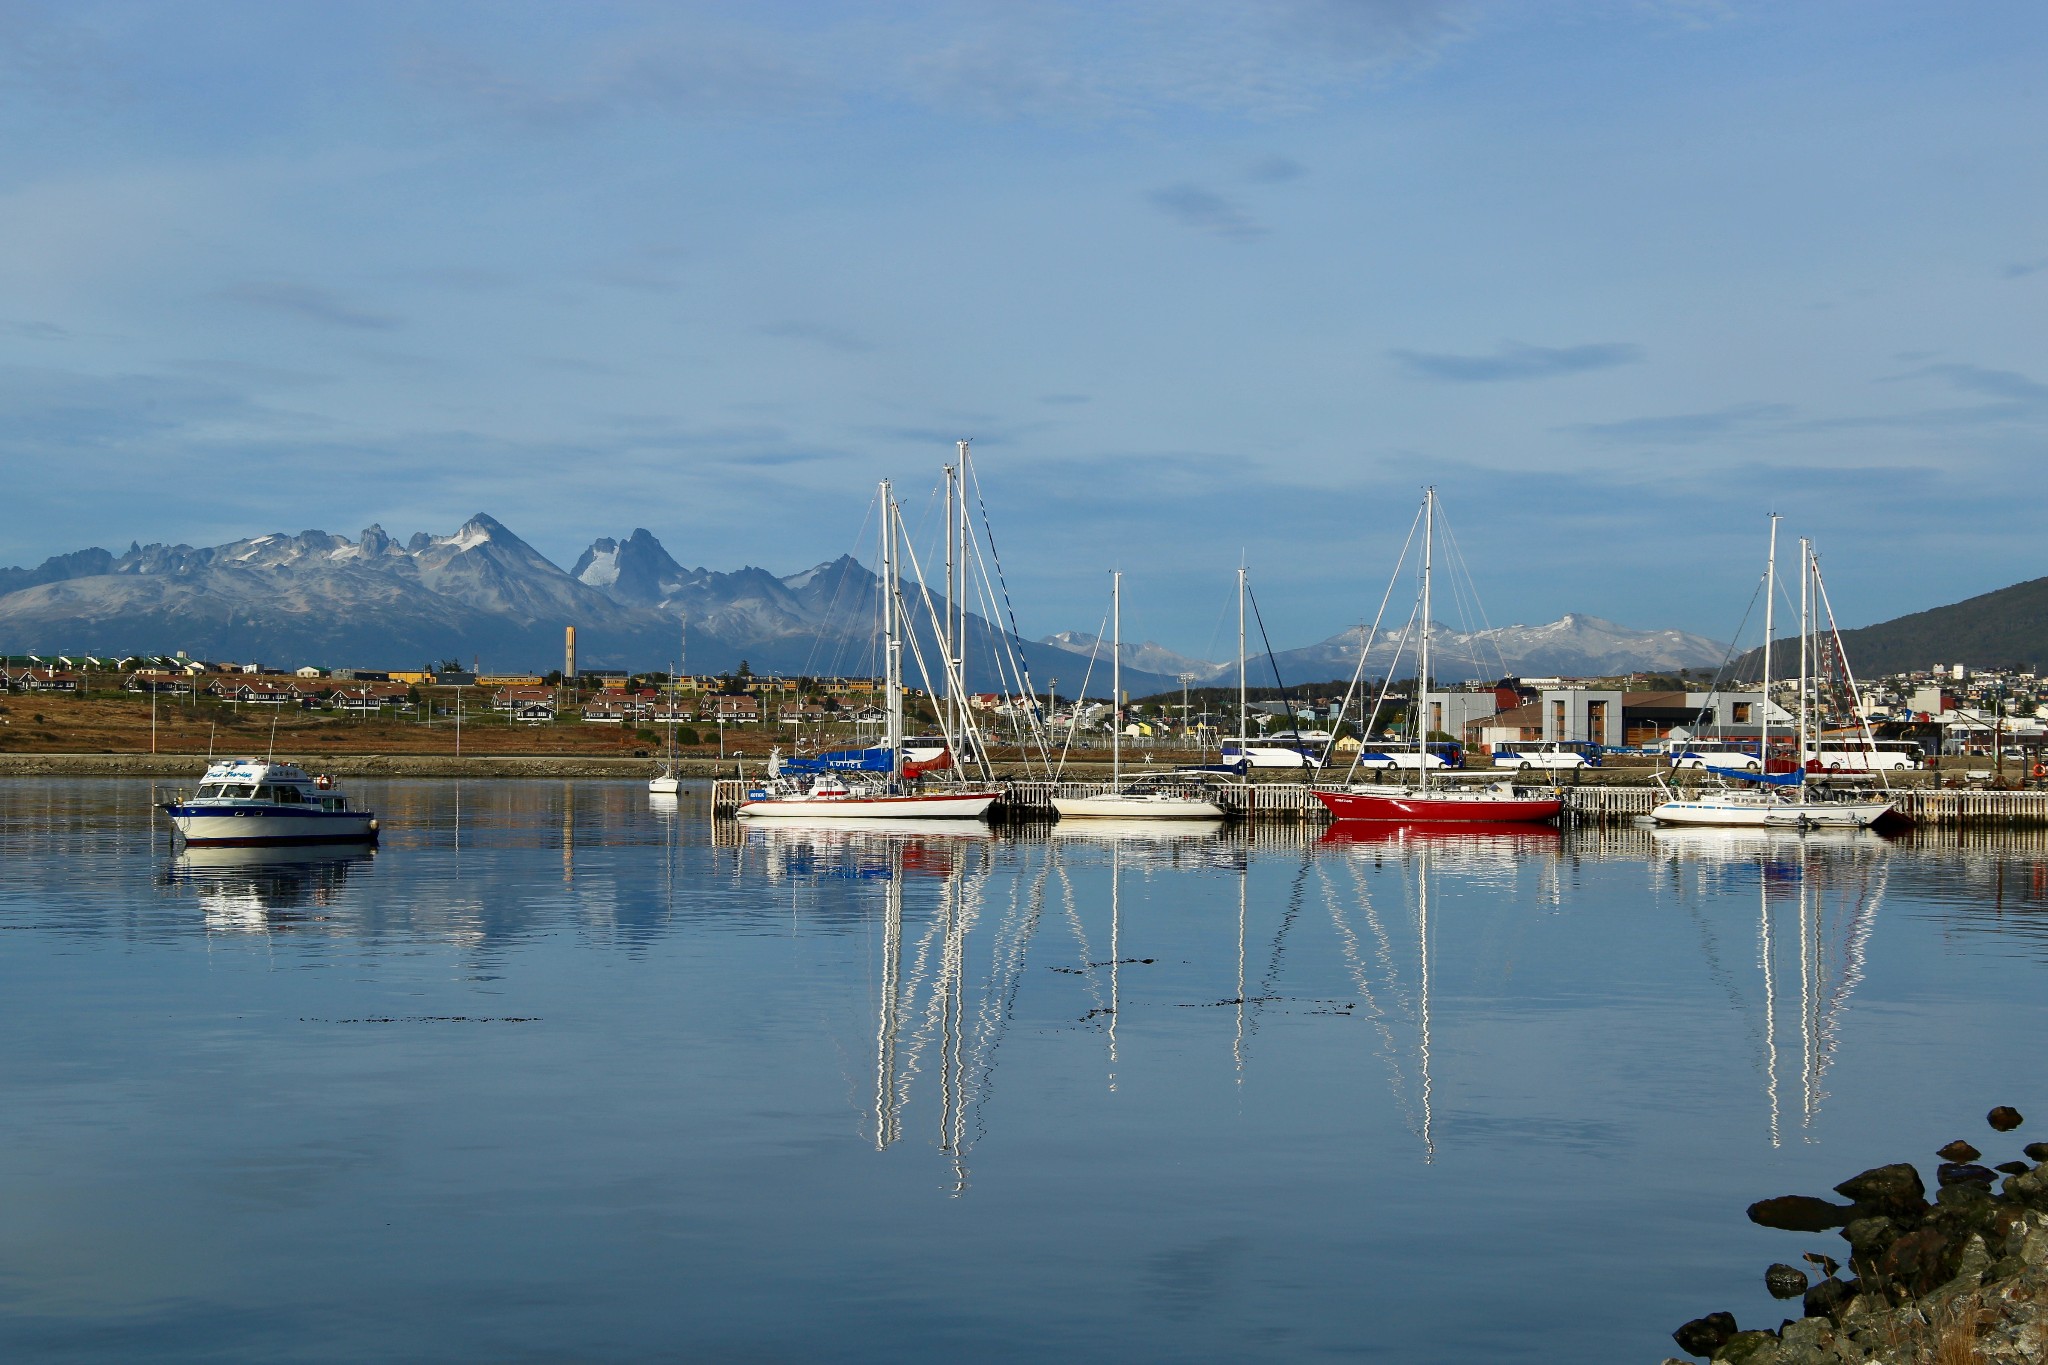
<box><xmin>1054</xmin><ymin>571</ymin><xmax>1226</xmax><ymax>822</ymax></box>
<box><xmin>160</xmin><ymin>758</ymin><xmax>378</xmax><ymax>846</ymax></box>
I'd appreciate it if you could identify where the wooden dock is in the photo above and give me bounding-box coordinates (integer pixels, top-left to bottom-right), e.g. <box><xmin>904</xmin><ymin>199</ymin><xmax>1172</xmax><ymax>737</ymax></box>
<box><xmin>712</xmin><ymin>777</ymin><xmax>2048</xmax><ymax>827</ymax></box>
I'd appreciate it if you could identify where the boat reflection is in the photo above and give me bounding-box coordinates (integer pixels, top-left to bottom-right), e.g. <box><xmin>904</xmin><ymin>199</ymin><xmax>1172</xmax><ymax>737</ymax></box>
<box><xmin>1650</xmin><ymin>823</ymin><xmax>1891</xmax><ymax>1145</ymax></box>
<box><xmin>162</xmin><ymin>842</ymin><xmax>377</xmax><ymax>932</ymax></box>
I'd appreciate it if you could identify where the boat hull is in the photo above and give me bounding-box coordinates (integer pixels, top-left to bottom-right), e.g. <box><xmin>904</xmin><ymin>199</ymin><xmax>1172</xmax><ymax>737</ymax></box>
<box><xmin>735</xmin><ymin>790</ymin><xmax>1001</xmax><ymax>820</ymax></box>
<box><xmin>1318</xmin><ymin>789</ymin><xmax>1556</xmax><ymax>822</ymax></box>
<box><xmin>1313</xmin><ymin>789</ymin><xmax>1561</xmax><ymax>824</ymax></box>
<box><xmin>166</xmin><ymin>808</ymin><xmax>378</xmax><ymax>846</ymax></box>
<box><xmin>1051</xmin><ymin>794</ymin><xmax>1225</xmax><ymax>820</ymax></box>
<box><xmin>647</xmin><ymin>776</ymin><xmax>683</xmax><ymax>794</ymax></box>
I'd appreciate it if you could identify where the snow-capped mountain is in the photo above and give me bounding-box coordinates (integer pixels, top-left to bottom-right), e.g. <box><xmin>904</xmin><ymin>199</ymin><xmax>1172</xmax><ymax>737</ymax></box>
<box><xmin>0</xmin><ymin>514</ymin><xmax>1726</xmax><ymax>686</ymax></box>
<box><xmin>0</xmin><ymin>517</ymin><xmax>1182</xmax><ymax>688</ymax></box>
<box><xmin>1043</xmin><ymin>613</ymin><xmax>1730</xmax><ymax>685</ymax></box>
<box><xmin>1037</xmin><ymin>632</ymin><xmax>1218</xmax><ymax>681</ymax></box>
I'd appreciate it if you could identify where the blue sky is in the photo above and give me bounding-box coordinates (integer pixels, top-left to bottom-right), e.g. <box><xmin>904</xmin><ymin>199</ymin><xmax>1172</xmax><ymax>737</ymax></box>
<box><xmin>1</xmin><ymin>1</ymin><xmax>2043</xmax><ymax>656</ymax></box>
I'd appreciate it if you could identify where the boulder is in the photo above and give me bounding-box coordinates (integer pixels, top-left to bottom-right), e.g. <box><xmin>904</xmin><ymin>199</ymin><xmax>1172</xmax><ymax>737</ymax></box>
<box><xmin>1673</xmin><ymin>1311</ymin><xmax>1739</xmax><ymax>1357</ymax></box>
<box><xmin>2023</xmin><ymin>1142</ymin><xmax>2048</xmax><ymax>1162</ymax></box>
<box><xmin>1939</xmin><ymin>1161</ymin><xmax>1999</xmax><ymax>1188</ymax></box>
<box><xmin>1939</xmin><ymin>1139</ymin><xmax>1983</xmax><ymax>1163</ymax></box>
<box><xmin>1835</xmin><ymin>1163</ymin><xmax>1927</xmax><ymax>1217</ymax></box>
<box><xmin>1989</xmin><ymin>1106</ymin><xmax>2025</xmax><ymax>1132</ymax></box>
<box><xmin>1764</xmin><ymin>1263</ymin><xmax>1809</xmax><ymax>1299</ymax></box>
<box><xmin>2000</xmin><ymin>1161</ymin><xmax>2032</xmax><ymax>1176</ymax></box>
<box><xmin>1802</xmin><ymin>1276</ymin><xmax>1854</xmax><ymax>1322</ymax></box>
<box><xmin>1711</xmin><ymin>1329</ymin><xmax>1779</xmax><ymax>1363</ymax></box>
<box><xmin>1880</xmin><ymin>1225</ymin><xmax>1959</xmax><ymax>1296</ymax></box>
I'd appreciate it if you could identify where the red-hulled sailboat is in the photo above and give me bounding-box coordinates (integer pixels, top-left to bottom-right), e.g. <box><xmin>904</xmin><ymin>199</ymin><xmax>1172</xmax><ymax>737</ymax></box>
<box><xmin>1313</xmin><ymin>488</ymin><xmax>1562</xmax><ymax>827</ymax></box>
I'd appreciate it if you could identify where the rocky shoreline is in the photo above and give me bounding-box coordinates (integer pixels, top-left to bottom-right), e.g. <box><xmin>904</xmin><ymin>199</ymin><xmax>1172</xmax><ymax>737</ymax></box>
<box><xmin>1668</xmin><ymin>1107</ymin><xmax>2048</xmax><ymax>1363</ymax></box>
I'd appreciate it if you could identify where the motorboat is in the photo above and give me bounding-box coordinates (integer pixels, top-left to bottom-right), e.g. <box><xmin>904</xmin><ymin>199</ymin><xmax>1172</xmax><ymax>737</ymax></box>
<box><xmin>159</xmin><ymin>758</ymin><xmax>378</xmax><ymax>846</ymax></box>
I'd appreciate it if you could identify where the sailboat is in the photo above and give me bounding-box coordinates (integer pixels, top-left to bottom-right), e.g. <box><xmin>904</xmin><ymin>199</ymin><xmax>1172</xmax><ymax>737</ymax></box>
<box><xmin>648</xmin><ymin>613</ymin><xmax>685</xmax><ymax>795</ymax></box>
<box><xmin>1052</xmin><ymin>572</ymin><xmax>1227</xmax><ymax>821</ymax></box>
<box><xmin>1650</xmin><ymin>520</ymin><xmax>1892</xmax><ymax>829</ymax></box>
<box><xmin>737</xmin><ymin>480</ymin><xmax>1005</xmax><ymax>820</ymax></box>
<box><xmin>1314</xmin><ymin>489</ymin><xmax>1562</xmax><ymax>825</ymax></box>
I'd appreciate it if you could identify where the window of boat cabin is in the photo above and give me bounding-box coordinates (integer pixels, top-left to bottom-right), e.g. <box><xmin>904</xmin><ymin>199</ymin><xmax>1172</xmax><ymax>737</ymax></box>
<box><xmin>252</xmin><ymin>785</ymin><xmax>276</xmax><ymax>802</ymax></box>
<box><xmin>272</xmin><ymin>785</ymin><xmax>302</xmax><ymax>803</ymax></box>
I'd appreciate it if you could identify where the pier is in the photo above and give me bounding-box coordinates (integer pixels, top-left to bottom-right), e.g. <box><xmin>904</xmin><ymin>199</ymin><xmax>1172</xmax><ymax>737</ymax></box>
<box><xmin>711</xmin><ymin>777</ymin><xmax>2048</xmax><ymax>826</ymax></box>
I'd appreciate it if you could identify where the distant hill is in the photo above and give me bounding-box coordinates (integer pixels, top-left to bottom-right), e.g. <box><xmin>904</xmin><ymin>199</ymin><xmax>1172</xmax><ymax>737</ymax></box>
<box><xmin>1735</xmin><ymin>577</ymin><xmax>2048</xmax><ymax>678</ymax></box>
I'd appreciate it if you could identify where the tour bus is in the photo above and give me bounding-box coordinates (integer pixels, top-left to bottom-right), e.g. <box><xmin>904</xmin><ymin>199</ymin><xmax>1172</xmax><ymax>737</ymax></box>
<box><xmin>1666</xmin><ymin>741</ymin><xmax>1763</xmax><ymax>772</ymax></box>
<box><xmin>1354</xmin><ymin>740</ymin><xmax>1464</xmax><ymax>771</ymax></box>
<box><xmin>1490</xmin><ymin>740</ymin><xmax>1603</xmax><ymax>771</ymax></box>
<box><xmin>1222</xmin><ymin>734</ymin><xmax>1329</xmax><ymax>769</ymax></box>
<box><xmin>1802</xmin><ymin>739</ymin><xmax>1922</xmax><ymax>772</ymax></box>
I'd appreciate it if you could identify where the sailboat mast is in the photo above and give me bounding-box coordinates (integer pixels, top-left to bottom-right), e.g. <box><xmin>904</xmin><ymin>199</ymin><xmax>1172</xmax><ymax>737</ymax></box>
<box><xmin>943</xmin><ymin>460</ymin><xmax>956</xmax><ymax>758</ymax></box>
<box><xmin>882</xmin><ymin>481</ymin><xmax>903</xmax><ymax>781</ymax></box>
<box><xmin>1237</xmin><ymin>565</ymin><xmax>1248</xmax><ymax>756</ymax></box>
<box><xmin>1798</xmin><ymin>537</ymin><xmax>1811</xmax><ymax>767</ymax></box>
<box><xmin>1111</xmin><ymin>570</ymin><xmax>1122</xmax><ymax>789</ymax></box>
<box><xmin>1419</xmin><ymin>488</ymin><xmax>1433</xmax><ymax>796</ymax></box>
<box><xmin>1761</xmin><ymin>514</ymin><xmax>1778</xmax><ymax>772</ymax></box>
<box><xmin>956</xmin><ymin>441</ymin><xmax>970</xmax><ymax>750</ymax></box>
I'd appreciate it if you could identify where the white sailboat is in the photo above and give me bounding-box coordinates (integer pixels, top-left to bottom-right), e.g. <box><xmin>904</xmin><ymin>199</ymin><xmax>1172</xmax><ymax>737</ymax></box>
<box><xmin>648</xmin><ymin>612</ymin><xmax>685</xmax><ymax>795</ymax></box>
<box><xmin>737</xmin><ymin>480</ymin><xmax>1004</xmax><ymax>820</ymax></box>
<box><xmin>1651</xmin><ymin>519</ymin><xmax>1892</xmax><ymax>829</ymax></box>
<box><xmin>1053</xmin><ymin>571</ymin><xmax>1226</xmax><ymax>821</ymax></box>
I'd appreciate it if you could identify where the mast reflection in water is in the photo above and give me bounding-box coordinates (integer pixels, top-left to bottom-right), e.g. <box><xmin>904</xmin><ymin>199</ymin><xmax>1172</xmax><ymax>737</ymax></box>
<box><xmin>11</xmin><ymin>778</ymin><xmax>2048</xmax><ymax>1363</ymax></box>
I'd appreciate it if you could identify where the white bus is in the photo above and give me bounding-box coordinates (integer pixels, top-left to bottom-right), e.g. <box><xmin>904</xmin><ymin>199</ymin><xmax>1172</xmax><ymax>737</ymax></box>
<box><xmin>1802</xmin><ymin>739</ymin><xmax>1922</xmax><ymax>772</ymax></box>
<box><xmin>1355</xmin><ymin>740</ymin><xmax>1464</xmax><ymax>771</ymax></box>
<box><xmin>1667</xmin><ymin>742</ymin><xmax>1763</xmax><ymax>773</ymax></box>
<box><xmin>1490</xmin><ymin>740</ymin><xmax>1602</xmax><ymax>771</ymax></box>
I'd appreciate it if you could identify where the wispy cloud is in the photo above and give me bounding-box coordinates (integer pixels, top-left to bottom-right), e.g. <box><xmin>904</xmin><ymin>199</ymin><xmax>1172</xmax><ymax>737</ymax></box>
<box><xmin>759</xmin><ymin>321</ymin><xmax>874</xmax><ymax>354</ymax></box>
<box><xmin>216</xmin><ymin>281</ymin><xmax>402</xmax><ymax>331</ymax></box>
<box><xmin>1568</xmin><ymin>401</ymin><xmax>1792</xmax><ymax>443</ymax></box>
<box><xmin>2000</xmin><ymin>258</ymin><xmax>2048</xmax><ymax>280</ymax></box>
<box><xmin>1916</xmin><ymin>362</ymin><xmax>2048</xmax><ymax>406</ymax></box>
<box><xmin>1393</xmin><ymin>340</ymin><xmax>1644</xmax><ymax>382</ymax></box>
<box><xmin>2</xmin><ymin>320</ymin><xmax>71</xmax><ymax>341</ymax></box>
<box><xmin>1244</xmin><ymin>154</ymin><xmax>1306</xmax><ymax>183</ymax></box>
<box><xmin>1147</xmin><ymin>183</ymin><xmax>1266</xmax><ymax>241</ymax></box>
<box><xmin>1040</xmin><ymin>393</ymin><xmax>1091</xmax><ymax>406</ymax></box>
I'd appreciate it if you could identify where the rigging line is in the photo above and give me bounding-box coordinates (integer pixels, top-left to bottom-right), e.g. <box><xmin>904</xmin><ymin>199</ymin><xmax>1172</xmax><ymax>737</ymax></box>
<box><xmin>1325</xmin><ymin>502</ymin><xmax>1424</xmax><ymax>772</ymax></box>
<box><xmin>963</xmin><ymin>529</ymin><xmax>1056</xmax><ymax>774</ymax></box>
<box><xmin>1347</xmin><ymin>599</ymin><xmax>1422</xmax><ymax>785</ymax></box>
<box><xmin>1051</xmin><ymin>597</ymin><xmax>1113</xmax><ymax>782</ymax></box>
<box><xmin>895</xmin><ymin>527</ymin><xmax>995</xmax><ymax>780</ymax></box>
<box><xmin>1687</xmin><ymin>571</ymin><xmax>1770</xmax><ymax>736</ymax></box>
<box><xmin>1434</xmin><ymin>504</ymin><xmax>1512</xmax><ymax>683</ymax></box>
<box><xmin>1243</xmin><ymin>581</ymin><xmax>1306</xmax><ymax>741</ymax></box>
<box><xmin>1809</xmin><ymin>556</ymin><xmax>1892</xmax><ymax>794</ymax></box>
<box><xmin>964</xmin><ymin>456</ymin><xmax>1045</xmax><ymax>738</ymax></box>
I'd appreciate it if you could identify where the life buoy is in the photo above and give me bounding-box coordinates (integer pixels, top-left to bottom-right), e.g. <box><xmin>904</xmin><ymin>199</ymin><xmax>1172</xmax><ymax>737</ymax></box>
<box><xmin>316</xmin><ymin>774</ymin><xmax>334</xmax><ymax>789</ymax></box>
<box><xmin>2031</xmin><ymin>763</ymin><xmax>2045</xmax><ymax>780</ymax></box>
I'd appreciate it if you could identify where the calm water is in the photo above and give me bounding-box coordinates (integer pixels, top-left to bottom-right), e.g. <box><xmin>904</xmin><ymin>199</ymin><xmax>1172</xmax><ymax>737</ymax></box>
<box><xmin>4</xmin><ymin>779</ymin><xmax>2048</xmax><ymax>1362</ymax></box>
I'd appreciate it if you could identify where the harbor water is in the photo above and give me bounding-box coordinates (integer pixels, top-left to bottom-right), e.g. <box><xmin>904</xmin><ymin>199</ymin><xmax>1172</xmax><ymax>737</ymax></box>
<box><xmin>3</xmin><ymin>778</ymin><xmax>2047</xmax><ymax>1361</ymax></box>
